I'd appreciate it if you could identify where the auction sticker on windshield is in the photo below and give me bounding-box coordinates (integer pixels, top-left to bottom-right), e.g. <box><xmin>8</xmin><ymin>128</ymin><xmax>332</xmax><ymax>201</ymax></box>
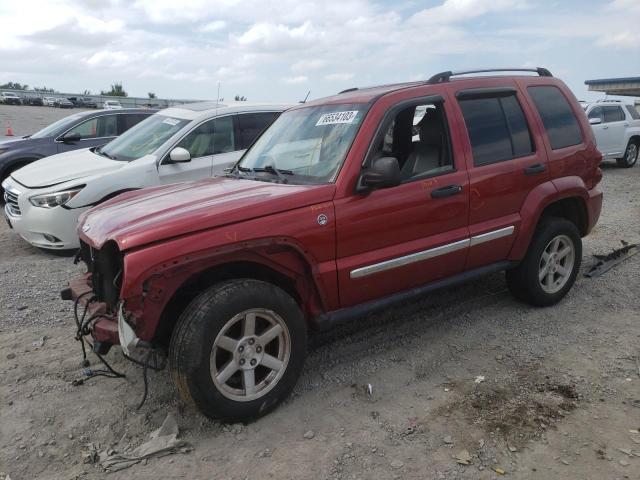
<box><xmin>162</xmin><ymin>118</ymin><xmax>181</xmax><ymax>126</ymax></box>
<box><xmin>316</xmin><ymin>111</ymin><xmax>359</xmax><ymax>126</ymax></box>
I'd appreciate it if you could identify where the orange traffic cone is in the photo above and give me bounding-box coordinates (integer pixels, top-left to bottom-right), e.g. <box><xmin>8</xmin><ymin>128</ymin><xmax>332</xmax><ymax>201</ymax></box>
<box><xmin>6</xmin><ymin>123</ymin><xmax>14</xmax><ymax>136</ymax></box>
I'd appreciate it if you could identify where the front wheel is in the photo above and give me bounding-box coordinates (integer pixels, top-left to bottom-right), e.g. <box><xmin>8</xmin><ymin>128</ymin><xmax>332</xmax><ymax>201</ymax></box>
<box><xmin>169</xmin><ymin>279</ymin><xmax>307</xmax><ymax>422</ymax></box>
<box><xmin>506</xmin><ymin>217</ymin><xmax>582</xmax><ymax>306</ymax></box>
<box><xmin>617</xmin><ymin>139</ymin><xmax>639</xmax><ymax>168</ymax></box>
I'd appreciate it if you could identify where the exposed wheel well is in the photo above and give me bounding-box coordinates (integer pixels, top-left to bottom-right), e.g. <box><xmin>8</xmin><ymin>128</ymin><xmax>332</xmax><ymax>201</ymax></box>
<box><xmin>153</xmin><ymin>261</ymin><xmax>301</xmax><ymax>347</ymax></box>
<box><xmin>628</xmin><ymin>135</ymin><xmax>640</xmax><ymax>146</ymax></box>
<box><xmin>539</xmin><ymin>197</ymin><xmax>588</xmax><ymax>236</ymax></box>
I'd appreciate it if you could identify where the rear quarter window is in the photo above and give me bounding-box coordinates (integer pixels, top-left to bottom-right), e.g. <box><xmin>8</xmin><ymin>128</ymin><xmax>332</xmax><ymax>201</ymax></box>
<box><xmin>528</xmin><ymin>86</ymin><xmax>583</xmax><ymax>150</ymax></box>
<box><xmin>625</xmin><ymin>105</ymin><xmax>640</xmax><ymax>120</ymax></box>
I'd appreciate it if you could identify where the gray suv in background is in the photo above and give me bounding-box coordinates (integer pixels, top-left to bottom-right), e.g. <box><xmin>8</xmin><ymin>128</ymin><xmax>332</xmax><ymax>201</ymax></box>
<box><xmin>0</xmin><ymin>109</ymin><xmax>155</xmax><ymax>189</ymax></box>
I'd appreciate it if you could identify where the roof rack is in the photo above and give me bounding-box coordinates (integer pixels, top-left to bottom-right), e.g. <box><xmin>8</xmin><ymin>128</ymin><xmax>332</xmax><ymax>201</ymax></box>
<box><xmin>338</xmin><ymin>87</ymin><xmax>359</xmax><ymax>94</ymax></box>
<box><xmin>427</xmin><ymin>67</ymin><xmax>552</xmax><ymax>84</ymax></box>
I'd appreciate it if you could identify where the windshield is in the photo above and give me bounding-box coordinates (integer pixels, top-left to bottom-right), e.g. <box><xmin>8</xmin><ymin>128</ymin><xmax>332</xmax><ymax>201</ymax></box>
<box><xmin>100</xmin><ymin>114</ymin><xmax>189</xmax><ymax>161</ymax></box>
<box><xmin>31</xmin><ymin>113</ymin><xmax>87</xmax><ymax>138</ymax></box>
<box><xmin>237</xmin><ymin>103</ymin><xmax>367</xmax><ymax>184</ymax></box>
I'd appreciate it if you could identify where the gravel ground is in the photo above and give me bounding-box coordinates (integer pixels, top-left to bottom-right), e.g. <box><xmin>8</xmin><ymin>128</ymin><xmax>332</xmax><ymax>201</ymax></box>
<box><xmin>0</xmin><ymin>104</ymin><xmax>93</xmax><ymax>139</ymax></box>
<box><xmin>0</xmin><ymin>148</ymin><xmax>639</xmax><ymax>478</ymax></box>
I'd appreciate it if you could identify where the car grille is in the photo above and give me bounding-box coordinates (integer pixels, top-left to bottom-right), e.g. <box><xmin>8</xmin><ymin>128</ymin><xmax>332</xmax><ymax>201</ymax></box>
<box><xmin>3</xmin><ymin>186</ymin><xmax>21</xmax><ymax>216</ymax></box>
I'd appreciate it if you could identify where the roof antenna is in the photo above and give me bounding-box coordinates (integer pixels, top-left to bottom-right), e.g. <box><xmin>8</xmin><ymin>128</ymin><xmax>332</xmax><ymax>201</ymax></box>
<box><xmin>216</xmin><ymin>81</ymin><xmax>221</xmax><ymax>115</ymax></box>
<box><xmin>300</xmin><ymin>90</ymin><xmax>310</xmax><ymax>104</ymax></box>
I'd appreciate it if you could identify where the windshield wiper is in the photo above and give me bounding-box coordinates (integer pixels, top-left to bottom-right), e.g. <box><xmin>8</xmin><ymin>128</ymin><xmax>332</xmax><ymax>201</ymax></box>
<box><xmin>251</xmin><ymin>165</ymin><xmax>294</xmax><ymax>183</ymax></box>
<box><xmin>95</xmin><ymin>146</ymin><xmax>116</xmax><ymax>160</ymax></box>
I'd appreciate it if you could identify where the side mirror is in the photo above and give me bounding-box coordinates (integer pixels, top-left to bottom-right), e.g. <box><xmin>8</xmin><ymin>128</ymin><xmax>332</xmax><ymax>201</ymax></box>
<box><xmin>169</xmin><ymin>147</ymin><xmax>191</xmax><ymax>163</ymax></box>
<box><xmin>357</xmin><ymin>156</ymin><xmax>401</xmax><ymax>192</ymax></box>
<box><xmin>589</xmin><ymin>117</ymin><xmax>602</xmax><ymax>125</ymax></box>
<box><xmin>61</xmin><ymin>132</ymin><xmax>81</xmax><ymax>143</ymax></box>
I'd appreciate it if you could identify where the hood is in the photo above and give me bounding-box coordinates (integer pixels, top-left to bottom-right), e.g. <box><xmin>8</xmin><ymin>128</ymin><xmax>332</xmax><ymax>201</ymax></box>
<box><xmin>11</xmin><ymin>148</ymin><xmax>122</xmax><ymax>188</ymax></box>
<box><xmin>79</xmin><ymin>177</ymin><xmax>336</xmax><ymax>250</ymax></box>
<box><xmin>0</xmin><ymin>136</ymin><xmax>49</xmax><ymax>150</ymax></box>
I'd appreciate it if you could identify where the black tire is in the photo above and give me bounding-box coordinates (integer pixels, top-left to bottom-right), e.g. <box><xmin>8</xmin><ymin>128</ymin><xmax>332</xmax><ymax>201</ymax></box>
<box><xmin>506</xmin><ymin>217</ymin><xmax>582</xmax><ymax>307</ymax></box>
<box><xmin>169</xmin><ymin>279</ymin><xmax>307</xmax><ymax>422</ymax></box>
<box><xmin>616</xmin><ymin>139</ymin><xmax>639</xmax><ymax>168</ymax></box>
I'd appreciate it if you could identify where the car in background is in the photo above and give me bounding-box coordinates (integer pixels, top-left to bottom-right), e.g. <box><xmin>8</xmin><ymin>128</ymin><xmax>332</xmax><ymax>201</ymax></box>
<box><xmin>68</xmin><ymin>97</ymin><xmax>98</xmax><ymax>108</ymax></box>
<box><xmin>3</xmin><ymin>102</ymin><xmax>288</xmax><ymax>250</ymax></box>
<box><xmin>23</xmin><ymin>95</ymin><xmax>44</xmax><ymax>106</ymax></box>
<box><xmin>54</xmin><ymin>98</ymin><xmax>74</xmax><ymax>109</ymax></box>
<box><xmin>103</xmin><ymin>100</ymin><xmax>123</xmax><ymax>110</ymax></box>
<box><xmin>43</xmin><ymin>97</ymin><xmax>56</xmax><ymax>107</ymax></box>
<box><xmin>1</xmin><ymin>92</ymin><xmax>22</xmax><ymax>105</ymax></box>
<box><xmin>583</xmin><ymin>100</ymin><xmax>640</xmax><ymax>168</ymax></box>
<box><xmin>0</xmin><ymin>108</ymin><xmax>155</xmax><ymax>190</ymax></box>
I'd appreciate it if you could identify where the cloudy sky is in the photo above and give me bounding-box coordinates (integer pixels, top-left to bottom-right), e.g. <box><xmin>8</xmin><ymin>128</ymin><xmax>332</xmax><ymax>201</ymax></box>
<box><xmin>0</xmin><ymin>0</ymin><xmax>638</xmax><ymax>102</ymax></box>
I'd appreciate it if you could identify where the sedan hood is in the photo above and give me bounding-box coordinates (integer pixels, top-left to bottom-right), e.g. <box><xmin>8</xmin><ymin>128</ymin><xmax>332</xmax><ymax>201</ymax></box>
<box><xmin>11</xmin><ymin>148</ymin><xmax>122</xmax><ymax>188</ymax></box>
<box><xmin>79</xmin><ymin>177</ymin><xmax>336</xmax><ymax>250</ymax></box>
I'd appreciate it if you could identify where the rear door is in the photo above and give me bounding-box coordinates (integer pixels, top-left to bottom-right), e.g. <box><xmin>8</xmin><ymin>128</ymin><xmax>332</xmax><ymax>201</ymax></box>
<box><xmin>56</xmin><ymin>114</ymin><xmax>119</xmax><ymax>152</ymax></box>
<box><xmin>335</xmin><ymin>96</ymin><xmax>470</xmax><ymax>307</ymax></box>
<box><xmin>451</xmin><ymin>83</ymin><xmax>546</xmax><ymax>269</ymax></box>
<box><xmin>602</xmin><ymin>105</ymin><xmax>627</xmax><ymax>156</ymax></box>
<box><xmin>587</xmin><ymin>106</ymin><xmax>613</xmax><ymax>155</ymax></box>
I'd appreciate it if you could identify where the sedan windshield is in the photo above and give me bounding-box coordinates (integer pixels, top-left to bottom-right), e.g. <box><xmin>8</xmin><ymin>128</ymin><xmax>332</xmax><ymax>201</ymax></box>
<box><xmin>237</xmin><ymin>103</ymin><xmax>367</xmax><ymax>183</ymax></box>
<box><xmin>100</xmin><ymin>114</ymin><xmax>189</xmax><ymax>162</ymax></box>
<box><xmin>31</xmin><ymin>113</ymin><xmax>87</xmax><ymax>138</ymax></box>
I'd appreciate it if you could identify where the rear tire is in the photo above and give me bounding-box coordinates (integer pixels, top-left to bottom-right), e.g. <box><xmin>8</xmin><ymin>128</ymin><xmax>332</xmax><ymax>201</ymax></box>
<box><xmin>506</xmin><ymin>217</ymin><xmax>581</xmax><ymax>306</ymax></box>
<box><xmin>616</xmin><ymin>139</ymin><xmax>639</xmax><ymax>168</ymax></box>
<box><xmin>169</xmin><ymin>279</ymin><xmax>307</xmax><ymax>422</ymax></box>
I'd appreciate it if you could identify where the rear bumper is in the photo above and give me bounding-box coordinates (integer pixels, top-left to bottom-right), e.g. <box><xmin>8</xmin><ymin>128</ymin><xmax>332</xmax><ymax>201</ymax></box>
<box><xmin>585</xmin><ymin>186</ymin><xmax>603</xmax><ymax>235</ymax></box>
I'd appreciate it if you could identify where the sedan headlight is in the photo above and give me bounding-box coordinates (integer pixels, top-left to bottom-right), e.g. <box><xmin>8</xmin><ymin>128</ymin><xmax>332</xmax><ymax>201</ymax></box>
<box><xmin>29</xmin><ymin>187</ymin><xmax>84</xmax><ymax>209</ymax></box>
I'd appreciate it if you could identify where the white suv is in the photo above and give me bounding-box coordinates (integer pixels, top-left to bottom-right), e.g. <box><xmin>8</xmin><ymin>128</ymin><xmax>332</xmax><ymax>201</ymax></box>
<box><xmin>583</xmin><ymin>101</ymin><xmax>640</xmax><ymax>168</ymax></box>
<box><xmin>2</xmin><ymin>102</ymin><xmax>289</xmax><ymax>251</ymax></box>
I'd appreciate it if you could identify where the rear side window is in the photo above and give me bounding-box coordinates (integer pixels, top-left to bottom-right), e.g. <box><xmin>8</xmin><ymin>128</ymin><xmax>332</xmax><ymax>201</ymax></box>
<box><xmin>237</xmin><ymin>112</ymin><xmax>280</xmax><ymax>149</ymax></box>
<box><xmin>625</xmin><ymin>105</ymin><xmax>640</xmax><ymax>120</ymax></box>
<box><xmin>528</xmin><ymin>86</ymin><xmax>583</xmax><ymax>150</ymax></box>
<box><xmin>459</xmin><ymin>95</ymin><xmax>534</xmax><ymax>166</ymax></box>
<box><xmin>603</xmin><ymin>106</ymin><xmax>625</xmax><ymax>123</ymax></box>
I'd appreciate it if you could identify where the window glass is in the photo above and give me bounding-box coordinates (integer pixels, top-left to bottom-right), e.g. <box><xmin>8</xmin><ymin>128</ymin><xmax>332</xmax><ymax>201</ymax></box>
<box><xmin>178</xmin><ymin>116</ymin><xmax>235</xmax><ymax>158</ymax></box>
<box><xmin>459</xmin><ymin>95</ymin><xmax>533</xmax><ymax>166</ymax></box>
<box><xmin>588</xmin><ymin>107</ymin><xmax>603</xmax><ymax>121</ymax></box>
<box><xmin>121</xmin><ymin>114</ymin><xmax>151</xmax><ymax>133</ymax></box>
<box><xmin>67</xmin><ymin>115</ymin><xmax>118</xmax><ymax>139</ymax></box>
<box><xmin>624</xmin><ymin>104</ymin><xmax>640</xmax><ymax>120</ymax></box>
<box><xmin>603</xmin><ymin>106</ymin><xmax>625</xmax><ymax>123</ymax></box>
<box><xmin>237</xmin><ymin>112</ymin><xmax>280</xmax><ymax>149</ymax></box>
<box><xmin>371</xmin><ymin>103</ymin><xmax>453</xmax><ymax>180</ymax></box>
<box><xmin>528</xmin><ymin>86</ymin><xmax>583</xmax><ymax>150</ymax></box>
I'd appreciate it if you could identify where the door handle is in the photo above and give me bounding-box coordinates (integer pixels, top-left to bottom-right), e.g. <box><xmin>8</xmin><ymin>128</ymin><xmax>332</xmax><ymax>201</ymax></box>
<box><xmin>431</xmin><ymin>184</ymin><xmax>462</xmax><ymax>198</ymax></box>
<box><xmin>524</xmin><ymin>163</ymin><xmax>546</xmax><ymax>176</ymax></box>
<box><xmin>602</xmin><ymin>125</ymin><xmax>609</xmax><ymax>129</ymax></box>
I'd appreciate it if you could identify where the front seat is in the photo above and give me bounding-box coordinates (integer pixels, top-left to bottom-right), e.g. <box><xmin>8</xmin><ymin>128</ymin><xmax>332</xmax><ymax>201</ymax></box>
<box><xmin>401</xmin><ymin>112</ymin><xmax>442</xmax><ymax>180</ymax></box>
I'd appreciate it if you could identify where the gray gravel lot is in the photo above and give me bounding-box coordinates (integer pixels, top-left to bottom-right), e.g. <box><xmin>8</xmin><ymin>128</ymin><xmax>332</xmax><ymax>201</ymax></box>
<box><xmin>0</xmin><ymin>106</ymin><xmax>638</xmax><ymax>479</ymax></box>
<box><xmin>0</xmin><ymin>104</ymin><xmax>93</xmax><ymax>139</ymax></box>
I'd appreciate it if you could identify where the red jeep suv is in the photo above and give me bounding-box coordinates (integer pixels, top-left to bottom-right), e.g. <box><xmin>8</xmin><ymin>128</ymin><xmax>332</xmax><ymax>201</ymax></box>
<box><xmin>66</xmin><ymin>68</ymin><xmax>603</xmax><ymax>422</ymax></box>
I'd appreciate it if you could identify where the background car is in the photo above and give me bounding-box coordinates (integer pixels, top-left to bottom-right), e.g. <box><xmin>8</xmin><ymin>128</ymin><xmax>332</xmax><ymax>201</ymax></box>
<box><xmin>23</xmin><ymin>95</ymin><xmax>44</xmax><ymax>106</ymax></box>
<box><xmin>54</xmin><ymin>98</ymin><xmax>74</xmax><ymax>109</ymax></box>
<box><xmin>43</xmin><ymin>97</ymin><xmax>56</xmax><ymax>107</ymax></box>
<box><xmin>103</xmin><ymin>100</ymin><xmax>123</xmax><ymax>110</ymax></box>
<box><xmin>68</xmin><ymin>97</ymin><xmax>98</xmax><ymax>108</ymax></box>
<box><xmin>2</xmin><ymin>102</ymin><xmax>288</xmax><ymax>251</ymax></box>
<box><xmin>1</xmin><ymin>92</ymin><xmax>22</xmax><ymax>105</ymax></box>
<box><xmin>0</xmin><ymin>108</ymin><xmax>156</xmax><ymax>190</ymax></box>
<box><xmin>583</xmin><ymin>100</ymin><xmax>640</xmax><ymax>168</ymax></box>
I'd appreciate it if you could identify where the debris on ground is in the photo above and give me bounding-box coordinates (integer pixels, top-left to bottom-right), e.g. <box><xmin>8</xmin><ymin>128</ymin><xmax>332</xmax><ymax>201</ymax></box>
<box><xmin>390</xmin><ymin>459</ymin><xmax>404</xmax><ymax>469</ymax></box>
<box><xmin>474</xmin><ymin>375</ymin><xmax>486</xmax><ymax>384</ymax></box>
<box><xmin>303</xmin><ymin>430</ymin><xmax>315</xmax><ymax>440</ymax></box>
<box><xmin>443</xmin><ymin>435</ymin><xmax>453</xmax><ymax>444</ymax></box>
<box><xmin>100</xmin><ymin>413</ymin><xmax>190</xmax><ymax>472</ymax></box>
<box><xmin>492</xmin><ymin>466</ymin><xmax>506</xmax><ymax>475</ymax></box>
<box><xmin>453</xmin><ymin>449</ymin><xmax>472</xmax><ymax>465</ymax></box>
<box><xmin>32</xmin><ymin>336</ymin><xmax>46</xmax><ymax>348</ymax></box>
<box><xmin>584</xmin><ymin>242</ymin><xmax>638</xmax><ymax>278</ymax></box>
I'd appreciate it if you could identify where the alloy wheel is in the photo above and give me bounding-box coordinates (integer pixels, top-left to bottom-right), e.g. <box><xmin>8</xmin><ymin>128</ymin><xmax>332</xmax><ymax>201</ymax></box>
<box><xmin>538</xmin><ymin>234</ymin><xmax>575</xmax><ymax>294</ymax></box>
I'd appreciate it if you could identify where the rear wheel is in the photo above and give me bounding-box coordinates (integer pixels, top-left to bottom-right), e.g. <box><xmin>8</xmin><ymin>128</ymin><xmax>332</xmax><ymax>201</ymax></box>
<box><xmin>169</xmin><ymin>279</ymin><xmax>307</xmax><ymax>422</ymax></box>
<box><xmin>616</xmin><ymin>139</ymin><xmax>639</xmax><ymax>168</ymax></box>
<box><xmin>506</xmin><ymin>217</ymin><xmax>581</xmax><ymax>306</ymax></box>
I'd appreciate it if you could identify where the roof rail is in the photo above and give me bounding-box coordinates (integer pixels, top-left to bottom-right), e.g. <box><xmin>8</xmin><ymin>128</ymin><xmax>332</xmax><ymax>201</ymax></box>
<box><xmin>338</xmin><ymin>87</ymin><xmax>359</xmax><ymax>94</ymax></box>
<box><xmin>426</xmin><ymin>67</ymin><xmax>552</xmax><ymax>84</ymax></box>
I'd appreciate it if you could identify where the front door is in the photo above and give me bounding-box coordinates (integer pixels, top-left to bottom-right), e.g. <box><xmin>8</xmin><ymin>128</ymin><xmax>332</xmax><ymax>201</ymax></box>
<box><xmin>601</xmin><ymin>105</ymin><xmax>627</xmax><ymax>156</ymax></box>
<box><xmin>335</xmin><ymin>98</ymin><xmax>470</xmax><ymax>307</ymax></box>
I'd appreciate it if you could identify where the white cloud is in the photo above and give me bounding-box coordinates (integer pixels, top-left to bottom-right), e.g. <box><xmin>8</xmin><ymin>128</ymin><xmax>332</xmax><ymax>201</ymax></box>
<box><xmin>199</xmin><ymin>20</ymin><xmax>227</xmax><ymax>33</ymax></box>
<box><xmin>596</xmin><ymin>31</ymin><xmax>640</xmax><ymax>49</ymax></box>
<box><xmin>282</xmin><ymin>75</ymin><xmax>308</xmax><ymax>84</ymax></box>
<box><xmin>324</xmin><ymin>73</ymin><xmax>354</xmax><ymax>81</ymax></box>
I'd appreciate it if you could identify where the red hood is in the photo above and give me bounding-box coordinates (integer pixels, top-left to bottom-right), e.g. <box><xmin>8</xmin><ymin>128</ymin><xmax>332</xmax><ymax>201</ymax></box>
<box><xmin>79</xmin><ymin>177</ymin><xmax>335</xmax><ymax>250</ymax></box>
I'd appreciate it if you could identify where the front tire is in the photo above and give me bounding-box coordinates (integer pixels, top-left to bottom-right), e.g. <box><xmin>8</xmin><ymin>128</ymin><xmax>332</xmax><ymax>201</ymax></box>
<box><xmin>169</xmin><ymin>279</ymin><xmax>307</xmax><ymax>422</ymax></box>
<box><xmin>617</xmin><ymin>139</ymin><xmax>639</xmax><ymax>168</ymax></box>
<box><xmin>506</xmin><ymin>217</ymin><xmax>582</xmax><ymax>306</ymax></box>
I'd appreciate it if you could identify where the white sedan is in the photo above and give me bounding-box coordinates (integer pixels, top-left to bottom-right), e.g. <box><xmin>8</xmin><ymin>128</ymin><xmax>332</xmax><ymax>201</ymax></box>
<box><xmin>103</xmin><ymin>100</ymin><xmax>123</xmax><ymax>110</ymax></box>
<box><xmin>2</xmin><ymin>102</ymin><xmax>288</xmax><ymax>251</ymax></box>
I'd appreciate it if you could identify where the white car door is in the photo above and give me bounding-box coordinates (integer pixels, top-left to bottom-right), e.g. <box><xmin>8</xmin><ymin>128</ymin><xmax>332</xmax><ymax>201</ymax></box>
<box><xmin>588</xmin><ymin>107</ymin><xmax>612</xmax><ymax>155</ymax></box>
<box><xmin>602</xmin><ymin>106</ymin><xmax>627</xmax><ymax>156</ymax></box>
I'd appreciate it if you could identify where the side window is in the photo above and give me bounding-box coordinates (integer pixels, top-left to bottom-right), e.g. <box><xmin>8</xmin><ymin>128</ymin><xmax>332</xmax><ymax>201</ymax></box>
<box><xmin>603</xmin><ymin>106</ymin><xmax>625</xmax><ymax>123</ymax></box>
<box><xmin>120</xmin><ymin>114</ymin><xmax>150</xmax><ymax>133</ymax></box>
<box><xmin>588</xmin><ymin>107</ymin><xmax>603</xmax><ymax>122</ymax></box>
<box><xmin>177</xmin><ymin>116</ymin><xmax>235</xmax><ymax>158</ymax></box>
<box><xmin>370</xmin><ymin>102</ymin><xmax>453</xmax><ymax>181</ymax></box>
<box><xmin>528</xmin><ymin>86</ymin><xmax>583</xmax><ymax>150</ymax></box>
<box><xmin>459</xmin><ymin>95</ymin><xmax>533</xmax><ymax>166</ymax></box>
<box><xmin>67</xmin><ymin>115</ymin><xmax>118</xmax><ymax>139</ymax></box>
<box><xmin>237</xmin><ymin>112</ymin><xmax>280</xmax><ymax>149</ymax></box>
<box><xmin>624</xmin><ymin>104</ymin><xmax>640</xmax><ymax>120</ymax></box>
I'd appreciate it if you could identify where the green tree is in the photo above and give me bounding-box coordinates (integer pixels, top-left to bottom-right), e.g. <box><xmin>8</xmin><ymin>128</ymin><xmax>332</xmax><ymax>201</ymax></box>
<box><xmin>0</xmin><ymin>82</ymin><xmax>28</xmax><ymax>90</ymax></box>
<box><xmin>101</xmin><ymin>82</ymin><xmax>128</xmax><ymax>97</ymax></box>
<box><xmin>234</xmin><ymin>95</ymin><xmax>247</xmax><ymax>101</ymax></box>
<box><xmin>33</xmin><ymin>86</ymin><xmax>55</xmax><ymax>93</ymax></box>
<box><xmin>148</xmin><ymin>92</ymin><xmax>156</xmax><ymax>99</ymax></box>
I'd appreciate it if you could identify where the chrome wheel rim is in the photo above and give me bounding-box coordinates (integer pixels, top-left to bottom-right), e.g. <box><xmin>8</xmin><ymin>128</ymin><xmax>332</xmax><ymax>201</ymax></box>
<box><xmin>625</xmin><ymin>143</ymin><xmax>638</xmax><ymax>165</ymax></box>
<box><xmin>538</xmin><ymin>234</ymin><xmax>575</xmax><ymax>294</ymax></box>
<box><xmin>210</xmin><ymin>308</ymin><xmax>291</xmax><ymax>402</ymax></box>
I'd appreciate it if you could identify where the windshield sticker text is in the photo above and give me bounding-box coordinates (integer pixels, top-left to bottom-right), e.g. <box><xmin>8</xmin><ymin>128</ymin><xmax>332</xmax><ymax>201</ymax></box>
<box><xmin>162</xmin><ymin>118</ymin><xmax>181</xmax><ymax>126</ymax></box>
<box><xmin>315</xmin><ymin>111</ymin><xmax>358</xmax><ymax>126</ymax></box>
